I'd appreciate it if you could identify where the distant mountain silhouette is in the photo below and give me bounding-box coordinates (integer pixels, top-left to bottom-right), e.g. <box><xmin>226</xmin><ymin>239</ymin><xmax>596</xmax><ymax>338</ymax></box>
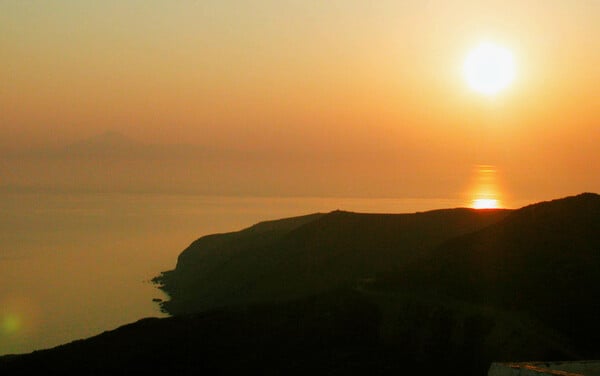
<box><xmin>0</xmin><ymin>131</ymin><xmax>229</xmax><ymax>194</ymax></box>
<box><xmin>154</xmin><ymin>208</ymin><xmax>511</xmax><ymax>314</ymax></box>
<box><xmin>3</xmin><ymin>131</ymin><xmax>212</xmax><ymax>161</ymax></box>
<box><xmin>61</xmin><ymin>130</ymin><xmax>142</xmax><ymax>157</ymax></box>
<box><xmin>57</xmin><ymin>131</ymin><xmax>210</xmax><ymax>160</ymax></box>
<box><xmin>2</xmin><ymin>193</ymin><xmax>599</xmax><ymax>375</ymax></box>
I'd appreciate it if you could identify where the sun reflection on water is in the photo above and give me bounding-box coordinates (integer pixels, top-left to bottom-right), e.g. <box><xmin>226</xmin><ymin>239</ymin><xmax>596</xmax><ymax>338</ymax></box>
<box><xmin>469</xmin><ymin>165</ymin><xmax>503</xmax><ymax>209</ymax></box>
<box><xmin>472</xmin><ymin>198</ymin><xmax>499</xmax><ymax>209</ymax></box>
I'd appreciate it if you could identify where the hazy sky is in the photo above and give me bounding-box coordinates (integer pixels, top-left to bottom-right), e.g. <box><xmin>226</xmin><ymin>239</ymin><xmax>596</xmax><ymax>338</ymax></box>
<box><xmin>1</xmin><ymin>1</ymin><xmax>599</xmax><ymax>205</ymax></box>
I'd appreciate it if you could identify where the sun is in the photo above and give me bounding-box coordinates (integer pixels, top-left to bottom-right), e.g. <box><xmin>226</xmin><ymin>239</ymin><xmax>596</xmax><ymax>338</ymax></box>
<box><xmin>464</xmin><ymin>42</ymin><xmax>516</xmax><ymax>95</ymax></box>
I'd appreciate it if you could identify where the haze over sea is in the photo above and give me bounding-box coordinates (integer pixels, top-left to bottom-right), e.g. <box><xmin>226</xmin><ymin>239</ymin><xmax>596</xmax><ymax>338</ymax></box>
<box><xmin>0</xmin><ymin>191</ymin><xmax>477</xmax><ymax>355</ymax></box>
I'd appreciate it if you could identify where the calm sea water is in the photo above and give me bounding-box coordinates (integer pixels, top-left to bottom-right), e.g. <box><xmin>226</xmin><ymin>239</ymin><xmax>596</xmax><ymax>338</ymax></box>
<box><xmin>0</xmin><ymin>192</ymin><xmax>461</xmax><ymax>355</ymax></box>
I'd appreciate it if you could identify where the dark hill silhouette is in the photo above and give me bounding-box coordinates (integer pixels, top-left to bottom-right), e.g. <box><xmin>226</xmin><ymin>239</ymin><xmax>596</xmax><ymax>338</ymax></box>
<box><xmin>376</xmin><ymin>192</ymin><xmax>600</xmax><ymax>357</ymax></box>
<box><xmin>0</xmin><ymin>290</ymin><xmax>386</xmax><ymax>376</ymax></box>
<box><xmin>3</xmin><ymin>193</ymin><xmax>599</xmax><ymax>375</ymax></box>
<box><xmin>155</xmin><ymin>207</ymin><xmax>511</xmax><ymax>314</ymax></box>
<box><xmin>0</xmin><ymin>289</ymin><xmax>567</xmax><ymax>376</ymax></box>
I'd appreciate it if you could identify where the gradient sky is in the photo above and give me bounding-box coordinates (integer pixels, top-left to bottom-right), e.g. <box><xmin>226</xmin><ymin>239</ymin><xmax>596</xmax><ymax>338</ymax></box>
<box><xmin>1</xmin><ymin>1</ymin><xmax>599</xmax><ymax>205</ymax></box>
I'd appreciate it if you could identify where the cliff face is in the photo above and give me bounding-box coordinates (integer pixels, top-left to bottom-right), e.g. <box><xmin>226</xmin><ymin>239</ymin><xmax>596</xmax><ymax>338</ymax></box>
<box><xmin>154</xmin><ymin>207</ymin><xmax>511</xmax><ymax>314</ymax></box>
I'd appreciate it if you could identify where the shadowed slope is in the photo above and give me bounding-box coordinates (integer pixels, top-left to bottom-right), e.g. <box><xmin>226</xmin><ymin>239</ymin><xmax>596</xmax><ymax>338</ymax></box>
<box><xmin>0</xmin><ymin>290</ymin><xmax>383</xmax><ymax>376</ymax></box>
<box><xmin>155</xmin><ymin>208</ymin><xmax>511</xmax><ymax>314</ymax></box>
<box><xmin>377</xmin><ymin>193</ymin><xmax>600</xmax><ymax>357</ymax></box>
<box><xmin>3</xmin><ymin>194</ymin><xmax>599</xmax><ymax>375</ymax></box>
<box><xmin>0</xmin><ymin>288</ymin><xmax>570</xmax><ymax>376</ymax></box>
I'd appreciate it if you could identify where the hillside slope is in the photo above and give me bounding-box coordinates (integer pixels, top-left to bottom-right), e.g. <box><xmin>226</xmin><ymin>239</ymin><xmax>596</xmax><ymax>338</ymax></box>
<box><xmin>155</xmin><ymin>208</ymin><xmax>511</xmax><ymax>314</ymax></box>
<box><xmin>3</xmin><ymin>194</ymin><xmax>599</xmax><ymax>375</ymax></box>
<box><xmin>0</xmin><ymin>288</ymin><xmax>567</xmax><ymax>376</ymax></box>
<box><xmin>376</xmin><ymin>193</ymin><xmax>600</xmax><ymax>357</ymax></box>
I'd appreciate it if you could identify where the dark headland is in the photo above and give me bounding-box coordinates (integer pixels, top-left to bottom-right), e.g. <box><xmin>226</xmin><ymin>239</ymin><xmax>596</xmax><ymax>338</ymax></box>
<box><xmin>1</xmin><ymin>193</ymin><xmax>599</xmax><ymax>375</ymax></box>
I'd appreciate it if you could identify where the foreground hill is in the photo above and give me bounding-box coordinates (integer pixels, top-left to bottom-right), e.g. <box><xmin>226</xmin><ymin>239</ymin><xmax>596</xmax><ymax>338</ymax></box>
<box><xmin>2</xmin><ymin>193</ymin><xmax>599</xmax><ymax>375</ymax></box>
<box><xmin>0</xmin><ymin>288</ymin><xmax>568</xmax><ymax>376</ymax></box>
<box><xmin>376</xmin><ymin>192</ymin><xmax>600</xmax><ymax>357</ymax></box>
<box><xmin>155</xmin><ymin>207</ymin><xmax>510</xmax><ymax>314</ymax></box>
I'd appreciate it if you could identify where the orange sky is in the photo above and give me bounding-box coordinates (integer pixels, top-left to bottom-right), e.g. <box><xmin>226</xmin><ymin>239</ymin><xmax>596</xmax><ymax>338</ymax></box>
<box><xmin>1</xmin><ymin>1</ymin><xmax>598</xmax><ymax>206</ymax></box>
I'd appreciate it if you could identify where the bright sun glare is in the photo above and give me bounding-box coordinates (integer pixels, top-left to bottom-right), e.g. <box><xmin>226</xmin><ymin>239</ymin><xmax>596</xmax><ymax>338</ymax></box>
<box><xmin>464</xmin><ymin>42</ymin><xmax>515</xmax><ymax>95</ymax></box>
<box><xmin>472</xmin><ymin>198</ymin><xmax>499</xmax><ymax>209</ymax></box>
<box><xmin>469</xmin><ymin>165</ymin><xmax>502</xmax><ymax>209</ymax></box>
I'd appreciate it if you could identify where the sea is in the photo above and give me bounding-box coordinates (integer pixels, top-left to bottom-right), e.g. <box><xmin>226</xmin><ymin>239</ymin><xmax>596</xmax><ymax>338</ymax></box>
<box><xmin>0</xmin><ymin>192</ymin><xmax>462</xmax><ymax>355</ymax></box>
